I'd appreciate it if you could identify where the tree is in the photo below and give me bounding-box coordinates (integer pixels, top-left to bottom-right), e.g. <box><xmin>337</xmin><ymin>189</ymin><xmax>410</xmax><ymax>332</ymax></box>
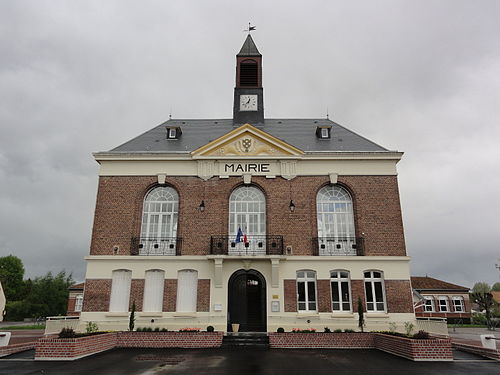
<box><xmin>470</xmin><ymin>282</ymin><xmax>496</xmax><ymax>330</ymax></box>
<box><xmin>492</xmin><ymin>282</ymin><xmax>500</xmax><ymax>292</ymax></box>
<box><xmin>24</xmin><ymin>271</ymin><xmax>73</xmax><ymax>318</ymax></box>
<box><xmin>357</xmin><ymin>297</ymin><xmax>365</xmax><ymax>332</ymax></box>
<box><xmin>0</xmin><ymin>255</ymin><xmax>25</xmax><ymax>301</ymax></box>
<box><xmin>129</xmin><ymin>301</ymin><xmax>136</xmax><ymax>331</ymax></box>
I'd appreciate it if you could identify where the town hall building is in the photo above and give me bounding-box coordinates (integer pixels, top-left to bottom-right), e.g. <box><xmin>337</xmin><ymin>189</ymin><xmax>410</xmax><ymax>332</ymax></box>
<box><xmin>80</xmin><ymin>35</ymin><xmax>415</xmax><ymax>332</ymax></box>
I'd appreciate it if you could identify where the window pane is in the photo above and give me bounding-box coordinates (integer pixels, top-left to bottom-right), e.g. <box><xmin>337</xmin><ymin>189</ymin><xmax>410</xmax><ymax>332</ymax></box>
<box><xmin>309</xmin><ymin>302</ymin><xmax>316</xmax><ymax>311</ymax></box>
<box><xmin>331</xmin><ymin>282</ymin><xmax>340</xmax><ymax>302</ymax></box>
<box><xmin>365</xmin><ymin>281</ymin><xmax>373</xmax><ymax>302</ymax></box>
<box><xmin>297</xmin><ymin>281</ymin><xmax>306</xmax><ymax>302</ymax></box>
<box><xmin>374</xmin><ymin>282</ymin><xmax>384</xmax><ymax>302</ymax></box>
<box><xmin>297</xmin><ymin>271</ymin><xmax>305</xmax><ymax>278</ymax></box>
<box><xmin>364</xmin><ymin>272</ymin><xmax>371</xmax><ymax>278</ymax></box>
<box><xmin>367</xmin><ymin>302</ymin><xmax>374</xmax><ymax>311</ymax></box>
<box><xmin>340</xmin><ymin>271</ymin><xmax>348</xmax><ymax>278</ymax></box>
<box><xmin>298</xmin><ymin>302</ymin><xmax>306</xmax><ymax>310</ymax></box>
<box><xmin>332</xmin><ymin>302</ymin><xmax>340</xmax><ymax>310</ymax></box>
<box><xmin>307</xmin><ymin>281</ymin><xmax>316</xmax><ymax>302</ymax></box>
<box><xmin>341</xmin><ymin>282</ymin><xmax>350</xmax><ymax>303</ymax></box>
<box><xmin>307</xmin><ymin>271</ymin><xmax>315</xmax><ymax>279</ymax></box>
<box><xmin>342</xmin><ymin>302</ymin><xmax>350</xmax><ymax>310</ymax></box>
<box><xmin>373</xmin><ymin>272</ymin><xmax>381</xmax><ymax>278</ymax></box>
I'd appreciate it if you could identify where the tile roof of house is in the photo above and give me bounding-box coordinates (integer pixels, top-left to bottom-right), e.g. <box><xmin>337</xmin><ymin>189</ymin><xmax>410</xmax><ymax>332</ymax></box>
<box><xmin>68</xmin><ymin>282</ymin><xmax>85</xmax><ymax>290</ymax></box>
<box><xmin>492</xmin><ymin>291</ymin><xmax>500</xmax><ymax>303</ymax></box>
<box><xmin>411</xmin><ymin>276</ymin><xmax>469</xmax><ymax>291</ymax></box>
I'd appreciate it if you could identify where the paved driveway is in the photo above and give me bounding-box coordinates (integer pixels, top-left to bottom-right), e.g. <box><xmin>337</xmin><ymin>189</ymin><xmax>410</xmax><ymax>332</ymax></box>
<box><xmin>1</xmin><ymin>348</ymin><xmax>499</xmax><ymax>375</ymax></box>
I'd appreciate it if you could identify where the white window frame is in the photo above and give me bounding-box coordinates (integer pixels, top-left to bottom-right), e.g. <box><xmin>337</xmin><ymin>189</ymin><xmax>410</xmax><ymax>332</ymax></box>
<box><xmin>74</xmin><ymin>295</ymin><xmax>83</xmax><ymax>312</ymax></box>
<box><xmin>168</xmin><ymin>128</ymin><xmax>177</xmax><ymax>139</ymax></box>
<box><xmin>438</xmin><ymin>296</ymin><xmax>449</xmax><ymax>312</ymax></box>
<box><xmin>316</xmin><ymin>185</ymin><xmax>356</xmax><ymax>255</ymax></box>
<box><xmin>176</xmin><ymin>270</ymin><xmax>198</xmax><ymax>312</ymax></box>
<box><xmin>143</xmin><ymin>270</ymin><xmax>165</xmax><ymax>312</ymax></box>
<box><xmin>423</xmin><ymin>296</ymin><xmax>434</xmax><ymax>312</ymax></box>
<box><xmin>321</xmin><ymin>128</ymin><xmax>329</xmax><ymax>138</ymax></box>
<box><xmin>109</xmin><ymin>270</ymin><xmax>132</xmax><ymax>312</ymax></box>
<box><xmin>364</xmin><ymin>270</ymin><xmax>386</xmax><ymax>313</ymax></box>
<box><xmin>452</xmin><ymin>296</ymin><xmax>464</xmax><ymax>312</ymax></box>
<box><xmin>330</xmin><ymin>270</ymin><xmax>352</xmax><ymax>312</ymax></box>
<box><xmin>297</xmin><ymin>270</ymin><xmax>317</xmax><ymax>312</ymax></box>
<box><xmin>140</xmin><ymin>186</ymin><xmax>179</xmax><ymax>255</ymax></box>
<box><xmin>228</xmin><ymin>186</ymin><xmax>266</xmax><ymax>254</ymax></box>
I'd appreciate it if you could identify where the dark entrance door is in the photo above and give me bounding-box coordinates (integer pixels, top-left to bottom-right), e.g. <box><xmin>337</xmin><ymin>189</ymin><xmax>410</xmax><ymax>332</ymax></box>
<box><xmin>228</xmin><ymin>269</ymin><xmax>266</xmax><ymax>332</ymax></box>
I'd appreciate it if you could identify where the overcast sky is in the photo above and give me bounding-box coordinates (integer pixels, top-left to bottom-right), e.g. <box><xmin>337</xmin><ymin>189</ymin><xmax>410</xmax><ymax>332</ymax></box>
<box><xmin>1</xmin><ymin>0</ymin><xmax>499</xmax><ymax>288</ymax></box>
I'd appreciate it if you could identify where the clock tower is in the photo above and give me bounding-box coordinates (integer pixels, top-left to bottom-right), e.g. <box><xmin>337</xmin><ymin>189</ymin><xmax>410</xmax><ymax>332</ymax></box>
<box><xmin>233</xmin><ymin>34</ymin><xmax>264</xmax><ymax>126</ymax></box>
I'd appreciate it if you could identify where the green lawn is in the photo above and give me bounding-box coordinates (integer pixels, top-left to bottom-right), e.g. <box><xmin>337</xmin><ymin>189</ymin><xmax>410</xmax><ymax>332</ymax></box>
<box><xmin>1</xmin><ymin>324</ymin><xmax>45</xmax><ymax>330</ymax></box>
<box><xmin>447</xmin><ymin>324</ymin><xmax>487</xmax><ymax>328</ymax></box>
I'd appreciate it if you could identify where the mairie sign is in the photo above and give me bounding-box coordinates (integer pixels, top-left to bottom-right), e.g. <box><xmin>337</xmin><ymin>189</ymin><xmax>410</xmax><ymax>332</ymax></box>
<box><xmin>222</xmin><ymin>163</ymin><xmax>271</xmax><ymax>173</ymax></box>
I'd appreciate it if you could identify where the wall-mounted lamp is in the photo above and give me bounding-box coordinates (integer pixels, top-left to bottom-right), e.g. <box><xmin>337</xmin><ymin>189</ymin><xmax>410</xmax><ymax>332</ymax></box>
<box><xmin>289</xmin><ymin>200</ymin><xmax>296</xmax><ymax>212</ymax></box>
<box><xmin>199</xmin><ymin>200</ymin><xmax>206</xmax><ymax>212</ymax></box>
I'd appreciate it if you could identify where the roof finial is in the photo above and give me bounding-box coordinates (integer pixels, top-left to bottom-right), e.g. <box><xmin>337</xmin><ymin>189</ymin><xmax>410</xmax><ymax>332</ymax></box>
<box><xmin>326</xmin><ymin>107</ymin><xmax>329</xmax><ymax>120</ymax></box>
<box><xmin>244</xmin><ymin>22</ymin><xmax>256</xmax><ymax>34</ymax></box>
<box><xmin>169</xmin><ymin>108</ymin><xmax>172</xmax><ymax>120</ymax></box>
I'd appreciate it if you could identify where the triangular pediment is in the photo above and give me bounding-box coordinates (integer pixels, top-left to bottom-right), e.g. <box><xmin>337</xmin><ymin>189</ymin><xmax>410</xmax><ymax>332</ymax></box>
<box><xmin>191</xmin><ymin>124</ymin><xmax>304</xmax><ymax>158</ymax></box>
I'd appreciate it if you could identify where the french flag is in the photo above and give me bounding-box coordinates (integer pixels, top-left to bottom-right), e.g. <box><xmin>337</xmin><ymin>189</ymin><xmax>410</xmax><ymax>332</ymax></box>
<box><xmin>235</xmin><ymin>227</ymin><xmax>243</xmax><ymax>243</ymax></box>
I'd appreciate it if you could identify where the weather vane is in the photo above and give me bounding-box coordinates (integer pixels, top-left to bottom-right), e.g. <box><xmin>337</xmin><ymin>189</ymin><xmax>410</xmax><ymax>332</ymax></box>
<box><xmin>244</xmin><ymin>23</ymin><xmax>256</xmax><ymax>34</ymax></box>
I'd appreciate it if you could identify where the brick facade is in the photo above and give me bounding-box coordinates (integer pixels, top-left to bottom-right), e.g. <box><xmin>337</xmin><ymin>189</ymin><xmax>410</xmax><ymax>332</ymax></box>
<box><xmin>163</xmin><ymin>279</ymin><xmax>177</xmax><ymax>312</ymax></box>
<box><xmin>130</xmin><ymin>279</ymin><xmax>145</xmax><ymax>312</ymax></box>
<box><xmin>197</xmin><ymin>279</ymin><xmax>210</xmax><ymax>312</ymax></box>
<box><xmin>317</xmin><ymin>280</ymin><xmax>331</xmax><ymax>312</ymax></box>
<box><xmin>284</xmin><ymin>279</ymin><xmax>297</xmax><ymax>312</ymax></box>
<box><xmin>89</xmin><ymin>175</ymin><xmax>405</xmax><ymax>257</ymax></box>
<box><xmin>385</xmin><ymin>280</ymin><xmax>414</xmax><ymax>313</ymax></box>
<box><xmin>82</xmin><ymin>279</ymin><xmax>111</xmax><ymax>312</ymax></box>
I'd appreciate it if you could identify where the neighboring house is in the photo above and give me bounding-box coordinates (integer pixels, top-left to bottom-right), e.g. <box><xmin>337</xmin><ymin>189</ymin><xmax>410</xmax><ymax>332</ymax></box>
<box><xmin>492</xmin><ymin>291</ymin><xmax>500</xmax><ymax>305</ymax></box>
<box><xmin>411</xmin><ymin>276</ymin><xmax>471</xmax><ymax>323</ymax></box>
<box><xmin>66</xmin><ymin>282</ymin><xmax>84</xmax><ymax>316</ymax></box>
<box><xmin>79</xmin><ymin>35</ymin><xmax>415</xmax><ymax>332</ymax></box>
<box><xmin>0</xmin><ymin>281</ymin><xmax>5</xmax><ymax>322</ymax></box>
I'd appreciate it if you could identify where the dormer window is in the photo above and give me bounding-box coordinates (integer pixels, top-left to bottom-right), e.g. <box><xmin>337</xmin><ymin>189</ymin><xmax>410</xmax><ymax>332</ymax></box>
<box><xmin>316</xmin><ymin>126</ymin><xmax>331</xmax><ymax>139</ymax></box>
<box><xmin>166</xmin><ymin>126</ymin><xmax>181</xmax><ymax>140</ymax></box>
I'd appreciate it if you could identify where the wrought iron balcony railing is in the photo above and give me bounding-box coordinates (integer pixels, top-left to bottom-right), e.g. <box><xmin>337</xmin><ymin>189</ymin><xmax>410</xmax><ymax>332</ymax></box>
<box><xmin>312</xmin><ymin>236</ymin><xmax>364</xmax><ymax>256</ymax></box>
<box><xmin>210</xmin><ymin>235</ymin><xmax>284</xmax><ymax>255</ymax></box>
<box><xmin>131</xmin><ymin>237</ymin><xmax>182</xmax><ymax>256</ymax></box>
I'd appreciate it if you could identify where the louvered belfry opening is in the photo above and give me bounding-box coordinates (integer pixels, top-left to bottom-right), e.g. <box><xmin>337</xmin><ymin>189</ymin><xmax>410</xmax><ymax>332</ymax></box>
<box><xmin>240</xmin><ymin>59</ymin><xmax>258</xmax><ymax>86</ymax></box>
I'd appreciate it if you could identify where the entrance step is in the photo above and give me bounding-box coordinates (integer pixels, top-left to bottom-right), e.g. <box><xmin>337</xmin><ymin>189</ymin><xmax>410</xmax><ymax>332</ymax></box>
<box><xmin>222</xmin><ymin>333</ymin><xmax>269</xmax><ymax>350</ymax></box>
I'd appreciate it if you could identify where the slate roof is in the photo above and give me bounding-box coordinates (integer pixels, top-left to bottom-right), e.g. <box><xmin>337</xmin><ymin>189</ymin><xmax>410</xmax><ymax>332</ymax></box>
<box><xmin>110</xmin><ymin>119</ymin><xmax>389</xmax><ymax>153</ymax></box>
<box><xmin>411</xmin><ymin>276</ymin><xmax>469</xmax><ymax>291</ymax></box>
<box><xmin>237</xmin><ymin>34</ymin><xmax>261</xmax><ymax>56</ymax></box>
<box><xmin>68</xmin><ymin>282</ymin><xmax>84</xmax><ymax>290</ymax></box>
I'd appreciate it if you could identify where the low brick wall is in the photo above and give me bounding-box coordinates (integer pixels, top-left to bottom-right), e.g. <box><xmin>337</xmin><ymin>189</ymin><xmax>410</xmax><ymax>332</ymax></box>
<box><xmin>35</xmin><ymin>333</ymin><xmax>118</xmax><ymax>360</ymax></box>
<box><xmin>374</xmin><ymin>334</ymin><xmax>453</xmax><ymax>361</ymax></box>
<box><xmin>453</xmin><ymin>342</ymin><xmax>500</xmax><ymax>361</ymax></box>
<box><xmin>0</xmin><ymin>341</ymin><xmax>37</xmax><ymax>357</ymax></box>
<box><xmin>269</xmin><ymin>332</ymin><xmax>375</xmax><ymax>349</ymax></box>
<box><xmin>117</xmin><ymin>331</ymin><xmax>224</xmax><ymax>348</ymax></box>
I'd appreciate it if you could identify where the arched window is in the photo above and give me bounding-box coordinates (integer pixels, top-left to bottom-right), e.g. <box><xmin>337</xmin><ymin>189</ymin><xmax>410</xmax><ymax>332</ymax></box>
<box><xmin>139</xmin><ymin>186</ymin><xmax>179</xmax><ymax>255</ymax></box>
<box><xmin>316</xmin><ymin>185</ymin><xmax>356</xmax><ymax>255</ymax></box>
<box><xmin>364</xmin><ymin>270</ymin><xmax>386</xmax><ymax>312</ymax></box>
<box><xmin>228</xmin><ymin>186</ymin><xmax>266</xmax><ymax>254</ymax></box>
<box><xmin>297</xmin><ymin>270</ymin><xmax>317</xmax><ymax>312</ymax></box>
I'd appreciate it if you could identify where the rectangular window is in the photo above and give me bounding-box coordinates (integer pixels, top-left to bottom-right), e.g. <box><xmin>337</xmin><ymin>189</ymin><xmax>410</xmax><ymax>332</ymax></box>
<box><xmin>169</xmin><ymin>128</ymin><xmax>176</xmax><ymax>138</ymax></box>
<box><xmin>177</xmin><ymin>270</ymin><xmax>198</xmax><ymax>312</ymax></box>
<box><xmin>331</xmin><ymin>271</ymin><xmax>351</xmax><ymax>312</ymax></box>
<box><xmin>438</xmin><ymin>296</ymin><xmax>449</xmax><ymax>312</ymax></box>
<box><xmin>143</xmin><ymin>270</ymin><xmax>165</xmax><ymax>312</ymax></box>
<box><xmin>321</xmin><ymin>128</ymin><xmax>329</xmax><ymax>138</ymax></box>
<box><xmin>297</xmin><ymin>271</ymin><xmax>317</xmax><ymax>312</ymax></box>
<box><xmin>74</xmin><ymin>295</ymin><xmax>83</xmax><ymax>312</ymax></box>
<box><xmin>424</xmin><ymin>297</ymin><xmax>434</xmax><ymax>312</ymax></box>
<box><xmin>109</xmin><ymin>270</ymin><xmax>132</xmax><ymax>312</ymax></box>
<box><xmin>452</xmin><ymin>297</ymin><xmax>464</xmax><ymax>312</ymax></box>
<box><xmin>364</xmin><ymin>271</ymin><xmax>386</xmax><ymax>312</ymax></box>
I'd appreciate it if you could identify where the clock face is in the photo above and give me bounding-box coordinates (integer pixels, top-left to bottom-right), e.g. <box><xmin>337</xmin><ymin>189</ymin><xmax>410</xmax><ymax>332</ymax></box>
<box><xmin>240</xmin><ymin>95</ymin><xmax>258</xmax><ymax>111</ymax></box>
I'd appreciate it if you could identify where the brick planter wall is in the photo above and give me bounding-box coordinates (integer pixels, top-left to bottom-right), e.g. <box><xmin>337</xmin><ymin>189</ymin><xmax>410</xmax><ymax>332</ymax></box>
<box><xmin>452</xmin><ymin>342</ymin><xmax>500</xmax><ymax>361</ymax></box>
<box><xmin>35</xmin><ymin>332</ymin><xmax>118</xmax><ymax>360</ymax></box>
<box><xmin>0</xmin><ymin>341</ymin><xmax>37</xmax><ymax>357</ymax></box>
<box><xmin>374</xmin><ymin>334</ymin><xmax>452</xmax><ymax>361</ymax></box>
<box><xmin>268</xmin><ymin>332</ymin><xmax>375</xmax><ymax>349</ymax></box>
<box><xmin>117</xmin><ymin>331</ymin><xmax>223</xmax><ymax>348</ymax></box>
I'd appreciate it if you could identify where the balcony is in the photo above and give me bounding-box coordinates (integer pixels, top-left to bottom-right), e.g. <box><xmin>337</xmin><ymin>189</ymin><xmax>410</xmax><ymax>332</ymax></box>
<box><xmin>131</xmin><ymin>237</ymin><xmax>182</xmax><ymax>256</ymax></box>
<box><xmin>312</xmin><ymin>237</ymin><xmax>364</xmax><ymax>256</ymax></box>
<box><xmin>210</xmin><ymin>235</ymin><xmax>284</xmax><ymax>255</ymax></box>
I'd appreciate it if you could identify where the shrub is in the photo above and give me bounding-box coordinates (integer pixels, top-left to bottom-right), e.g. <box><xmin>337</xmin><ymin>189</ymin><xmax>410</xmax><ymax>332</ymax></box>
<box><xmin>344</xmin><ymin>329</ymin><xmax>355</xmax><ymax>333</ymax></box>
<box><xmin>207</xmin><ymin>326</ymin><xmax>215</xmax><ymax>332</ymax></box>
<box><xmin>291</xmin><ymin>328</ymin><xmax>316</xmax><ymax>333</ymax></box>
<box><xmin>136</xmin><ymin>327</ymin><xmax>143</xmax><ymax>332</ymax></box>
<box><xmin>388</xmin><ymin>322</ymin><xmax>397</xmax><ymax>333</ymax></box>
<box><xmin>276</xmin><ymin>327</ymin><xmax>285</xmax><ymax>333</ymax></box>
<box><xmin>333</xmin><ymin>329</ymin><xmax>343</xmax><ymax>333</ymax></box>
<box><xmin>145</xmin><ymin>327</ymin><xmax>153</xmax><ymax>332</ymax></box>
<box><xmin>413</xmin><ymin>330</ymin><xmax>430</xmax><ymax>339</ymax></box>
<box><xmin>323</xmin><ymin>327</ymin><xmax>331</xmax><ymax>333</ymax></box>
<box><xmin>472</xmin><ymin>313</ymin><xmax>488</xmax><ymax>325</ymax></box>
<box><xmin>86</xmin><ymin>321</ymin><xmax>99</xmax><ymax>334</ymax></box>
<box><xmin>179</xmin><ymin>328</ymin><xmax>200</xmax><ymax>332</ymax></box>
<box><xmin>129</xmin><ymin>301</ymin><xmax>136</xmax><ymax>331</ymax></box>
<box><xmin>154</xmin><ymin>327</ymin><xmax>160</xmax><ymax>332</ymax></box>
<box><xmin>404</xmin><ymin>322</ymin><xmax>414</xmax><ymax>336</ymax></box>
<box><xmin>59</xmin><ymin>327</ymin><xmax>76</xmax><ymax>338</ymax></box>
<box><xmin>161</xmin><ymin>328</ymin><xmax>168</xmax><ymax>332</ymax></box>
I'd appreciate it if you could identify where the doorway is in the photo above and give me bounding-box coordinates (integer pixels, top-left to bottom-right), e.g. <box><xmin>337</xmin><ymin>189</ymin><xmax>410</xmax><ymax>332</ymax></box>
<box><xmin>227</xmin><ymin>269</ymin><xmax>267</xmax><ymax>332</ymax></box>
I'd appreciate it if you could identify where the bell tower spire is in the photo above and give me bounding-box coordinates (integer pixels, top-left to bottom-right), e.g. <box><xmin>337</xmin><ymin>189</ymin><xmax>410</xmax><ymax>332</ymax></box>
<box><xmin>233</xmin><ymin>33</ymin><xmax>264</xmax><ymax>126</ymax></box>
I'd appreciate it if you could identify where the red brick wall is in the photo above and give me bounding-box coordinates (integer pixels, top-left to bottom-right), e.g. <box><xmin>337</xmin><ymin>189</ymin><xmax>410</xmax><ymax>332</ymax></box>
<box><xmin>82</xmin><ymin>279</ymin><xmax>112</xmax><ymax>312</ymax></box>
<box><xmin>117</xmin><ymin>331</ymin><xmax>223</xmax><ymax>348</ymax></box>
<box><xmin>351</xmin><ymin>280</ymin><xmax>366</xmax><ymax>312</ymax></box>
<box><xmin>317</xmin><ymin>280</ymin><xmax>331</xmax><ymax>312</ymax></box>
<box><xmin>130</xmin><ymin>279</ymin><xmax>145</xmax><ymax>312</ymax></box>
<box><xmin>89</xmin><ymin>175</ymin><xmax>406</xmax><ymax>257</ymax></box>
<box><xmin>375</xmin><ymin>334</ymin><xmax>453</xmax><ymax>361</ymax></box>
<box><xmin>385</xmin><ymin>280</ymin><xmax>414</xmax><ymax>313</ymax></box>
<box><xmin>35</xmin><ymin>333</ymin><xmax>118</xmax><ymax>360</ymax></box>
<box><xmin>163</xmin><ymin>279</ymin><xmax>177</xmax><ymax>312</ymax></box>
<box><xmin>197</xmin><ymin>279</ymin><xmax>210</xmax><ymax>312</ymax></box>
<box><xmin>269</xmin><ymin>332</ymin><xmax>375</xmax><ymax>348</ymax></box>
<box><xmin>67</xmin><ymin>296</ymin><xmax>76</xmax><ymax>315</ymax></box>
<box><xmin>284</xmin><ymin>279</ymin><xmax>297</xmax><ymax>312</ymax></box>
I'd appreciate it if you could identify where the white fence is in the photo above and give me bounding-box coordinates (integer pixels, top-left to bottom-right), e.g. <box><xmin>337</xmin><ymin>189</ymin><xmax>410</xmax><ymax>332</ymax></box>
<box><xmin>415</xmin><ymin>318</ymin><xmax>449</xmax><ymax>336</ymax></box>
